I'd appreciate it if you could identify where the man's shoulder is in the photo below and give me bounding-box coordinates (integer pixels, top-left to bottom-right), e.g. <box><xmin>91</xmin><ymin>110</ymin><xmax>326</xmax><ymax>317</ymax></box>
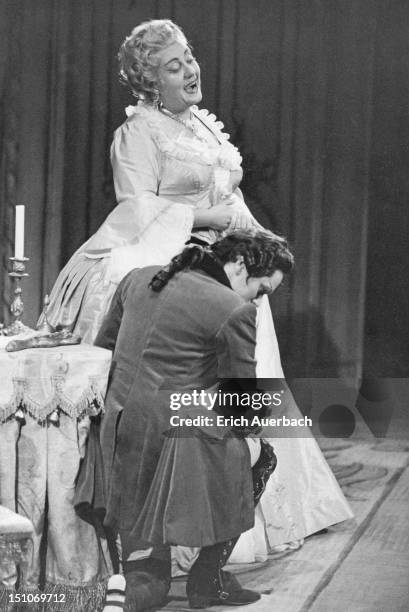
<box><xmin>115</xmin><ymin>266</ymin><xmax>160</xmax><ymax>302</ymax></box>
<box><xmin>221</xmin><ymin>300</ymin><xmax>257</xmax><ymax>329</ymax></box>
<box><xmin>120</xmin><ymin>265</ymin><xmax>161</xmax><ymax>285</ymax></box>
<box><xmin>183</xmin><ymin>269</ymin><xmax>240</xmax><ymax>298</ymax></box>
<box><xmin>181</xmin><ymin>269</ymin><xmax>255</xmax><ymax>322</ymax></box>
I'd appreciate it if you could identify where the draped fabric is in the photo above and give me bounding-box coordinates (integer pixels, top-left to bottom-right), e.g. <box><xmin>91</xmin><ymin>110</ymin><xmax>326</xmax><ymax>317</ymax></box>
<box><xmin>0</xmin><ymin>343</ymin><xmax>112</xmax><ymax>594</ymax></box>
<box><xmin>0</xmin><ymin>342</ymin><xmax>111</xmax><ymax>423</ymax></box>
<box><xmin>1</xmin><ymin>0</ymin><xmax>408</xmax><ymax>377</ymax></box>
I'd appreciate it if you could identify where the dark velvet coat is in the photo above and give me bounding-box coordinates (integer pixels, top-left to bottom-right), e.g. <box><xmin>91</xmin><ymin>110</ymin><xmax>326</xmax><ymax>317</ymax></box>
<box><xmin>93</xmin><ymin>263</ymin><xmax>258</xmax><ymax>548</ymax></box>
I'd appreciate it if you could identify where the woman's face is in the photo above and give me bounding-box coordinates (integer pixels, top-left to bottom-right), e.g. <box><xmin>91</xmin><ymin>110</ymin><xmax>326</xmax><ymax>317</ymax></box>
<box><xmin>155</xmin><ymin>40</ymin><xmax>202</xmax><ymax>115</ymax></box>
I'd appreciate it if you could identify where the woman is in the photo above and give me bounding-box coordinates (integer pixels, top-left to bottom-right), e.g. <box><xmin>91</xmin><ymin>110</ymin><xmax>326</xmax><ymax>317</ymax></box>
<box><xmin>45</xmin><ymin>19</ymin><xmax>257</xmax><ymax>343</ymax></box>
<box><xmin>44</xmin><ymin>19</ymin><xmax>352</xmax><ymax>566</ymax></box>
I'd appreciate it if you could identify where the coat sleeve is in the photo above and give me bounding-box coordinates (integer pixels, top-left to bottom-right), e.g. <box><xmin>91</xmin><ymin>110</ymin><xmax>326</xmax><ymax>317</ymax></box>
<box><xmin>215</xmin><ymin>302</ymin><xmax>274</xmax><ymax>431</ymax></box>
<box><xmin>94</xmin><ymin>272</ymin><xmax>133</xmax><ymax>352</ymax></box>
<box><xmin>215</xmin><ymin>302</ymin><xmax>258</xmax><ymax>379</ymax></box>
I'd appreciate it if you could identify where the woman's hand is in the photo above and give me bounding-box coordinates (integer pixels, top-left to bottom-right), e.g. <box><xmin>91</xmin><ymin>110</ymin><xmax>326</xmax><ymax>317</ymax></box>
<box><xmin>227</xmin><ymin>210</ymin><xmax>253</xmax><ymax>231</ymax></box>
<box><xmin>227</xmin><ymin>210</ymin><xmax>264</xmax><ymax>232</ymax></box>
<box><xmin>193</xmin><ymin>204</ymin><xmax>234</xmax><ymax>231</ymax></box>
<box><xmin>221</xmin><ymin>192</ymin><xmax>264</xmax><ymax>231</ymax></box>
<box><xmin>193</xmin><ymin>191</ymin><xmax>265</xmax><ymax>232</ymax></box>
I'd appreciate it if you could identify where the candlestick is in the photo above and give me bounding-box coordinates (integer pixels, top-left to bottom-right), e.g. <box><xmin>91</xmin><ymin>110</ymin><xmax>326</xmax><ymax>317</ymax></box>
<box><xmin>14</xmin><ymin>205</ymin><xmax>25</xmax><ymax>259</ymax></box>
<box><xmin>2</xmin><ymin>257</ymin><xmax>34</xmax><ymax>336</ymax></box>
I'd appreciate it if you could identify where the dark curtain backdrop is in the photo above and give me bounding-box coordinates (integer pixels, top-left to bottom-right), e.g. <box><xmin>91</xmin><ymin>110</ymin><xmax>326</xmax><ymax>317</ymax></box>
<box><xmin>1</xmin><ymin>0</ymin><xmax>408</xmax><ymax>377</ymax></box>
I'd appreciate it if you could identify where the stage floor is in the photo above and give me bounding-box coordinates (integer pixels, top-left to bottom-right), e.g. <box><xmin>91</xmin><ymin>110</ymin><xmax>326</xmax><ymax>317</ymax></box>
<box><xmin>1</xmin><ymin>435</ymin><xmax>408</xmax><ymax>611</ymax></box>
<box><xmin>163</xmin><ymin>436</ymin><xmax>409</xmax><ymax>612</ymax></box>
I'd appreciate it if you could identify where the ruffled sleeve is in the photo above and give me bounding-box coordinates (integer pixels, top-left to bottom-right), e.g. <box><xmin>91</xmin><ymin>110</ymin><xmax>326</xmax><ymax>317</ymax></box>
<box><xmin>83</xmin><ymin>107</ymin><xmax>194</xmax><ymax>279</ymax></box>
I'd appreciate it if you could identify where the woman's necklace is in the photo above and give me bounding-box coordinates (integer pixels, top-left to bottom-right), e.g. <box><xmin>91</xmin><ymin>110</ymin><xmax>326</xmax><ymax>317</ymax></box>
<box><xmin>159</xmin><ymin>105</ymin><xmax>209</xmax><ymax>143</ymax></box>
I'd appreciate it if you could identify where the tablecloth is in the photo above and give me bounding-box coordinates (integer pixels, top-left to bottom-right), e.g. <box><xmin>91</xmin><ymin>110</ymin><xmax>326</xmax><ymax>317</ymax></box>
<box><xmin>0</xmin><ymin>342</ymin><xmax>112</xmax><ymax>609</ymax></box>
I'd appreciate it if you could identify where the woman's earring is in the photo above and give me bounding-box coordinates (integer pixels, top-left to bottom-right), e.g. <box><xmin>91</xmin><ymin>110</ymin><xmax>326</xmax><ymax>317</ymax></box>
<box><xmin>153</xmin><ymin>88</ymin><xmax>161</xmax><ymax>106</ymax></box>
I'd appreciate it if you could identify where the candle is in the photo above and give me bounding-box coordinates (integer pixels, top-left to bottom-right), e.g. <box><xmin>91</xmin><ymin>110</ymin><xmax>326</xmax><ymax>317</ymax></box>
<box><xmin>14</xmin><ymin>205</ymin><xmax>25</xmax><ymax>259</ymax></box>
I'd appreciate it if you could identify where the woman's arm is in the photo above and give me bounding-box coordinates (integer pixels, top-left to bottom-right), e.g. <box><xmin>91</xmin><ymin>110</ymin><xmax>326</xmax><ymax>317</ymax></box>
<box><xmin>110</xmin><ymin>119</ymin><xmax>195</xmax><ymax>240</ymax></box>
<box><xmin>85</xmin><ymin>116</ymin><xmax>194</xmax><ymax>254</ymax></box>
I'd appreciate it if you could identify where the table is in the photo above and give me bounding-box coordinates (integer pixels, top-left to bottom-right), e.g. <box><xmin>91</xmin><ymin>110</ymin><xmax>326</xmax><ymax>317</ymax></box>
<box><xmin>0</xmin><ymin>341</ymin><xmax>112</xmax><ymax>605</ymax></box>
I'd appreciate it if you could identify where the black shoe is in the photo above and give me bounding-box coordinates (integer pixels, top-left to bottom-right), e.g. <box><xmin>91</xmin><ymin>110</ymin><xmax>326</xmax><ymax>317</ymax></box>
<box><xmin>188</xmin><ymin>586</ymin><xmax>261</xmax><ymax>608</ymax></box>
<box><xmin>187</xmin><ymin>570</ymin><xmax>260</xmax><ymax>608</ymax></box>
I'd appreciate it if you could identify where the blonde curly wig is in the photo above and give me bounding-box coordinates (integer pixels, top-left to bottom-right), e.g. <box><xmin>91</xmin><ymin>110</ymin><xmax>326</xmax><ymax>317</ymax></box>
<box><xmin>118</xmin><ymin>19</ymin><xmax>188</xmax><ymax>104</ymax></box>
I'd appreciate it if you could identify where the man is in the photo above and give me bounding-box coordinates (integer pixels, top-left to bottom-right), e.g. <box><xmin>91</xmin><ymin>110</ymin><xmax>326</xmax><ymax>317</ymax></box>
<box><xmin>95</xmin><ymin>229</ymin><xmax>293</xmax><ymax>610</ymax></box>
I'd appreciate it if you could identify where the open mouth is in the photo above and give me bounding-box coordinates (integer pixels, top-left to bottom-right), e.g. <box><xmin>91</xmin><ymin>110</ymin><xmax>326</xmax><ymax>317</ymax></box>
<box><xmin>185</xmin><ymin>80</ymin><xmax>199</xmax><ymax>94</ymax></box>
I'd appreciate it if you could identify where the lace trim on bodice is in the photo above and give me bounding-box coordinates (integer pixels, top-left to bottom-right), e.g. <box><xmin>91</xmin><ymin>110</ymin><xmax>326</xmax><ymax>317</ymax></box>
<box><xmin>125</xmin><ymin>104</ymin><xmax>242</xmax><ymax>171</ymax></box>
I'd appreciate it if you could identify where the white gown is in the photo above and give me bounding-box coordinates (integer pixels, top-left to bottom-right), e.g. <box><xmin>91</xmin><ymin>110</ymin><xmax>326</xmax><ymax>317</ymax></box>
<box><xmin>228</xmin><ymin>297</ymin><xmax>353</xmax><ymax>563</ymax></box>
<box><xmin>44</xmin><ymin>103</ymin><xmax>353</xmax><ymax>569</ymax></box>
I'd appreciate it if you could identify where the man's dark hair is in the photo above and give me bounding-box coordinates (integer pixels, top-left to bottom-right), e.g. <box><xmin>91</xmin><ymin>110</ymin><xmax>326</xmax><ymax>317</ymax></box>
<box><xmin>149</xmin><ymin>229</ymin><xmax>294</xmax><ymax>292</ymax></box>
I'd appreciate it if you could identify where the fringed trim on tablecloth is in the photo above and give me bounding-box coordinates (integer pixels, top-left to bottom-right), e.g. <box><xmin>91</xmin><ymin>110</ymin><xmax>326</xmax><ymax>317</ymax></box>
<box><xmin>0</xmin><ymin>585</ymin><xmax>45</xmax><ymax>612</ymax></box>
<box><xmin>41</xmin><ymin>580</ymin><xmax>107</xmax><ymax>612</ymax></box>
<box><xmin>0</xmin><ymin>581</ymin><xmax>108</xmax><ymax>612</ymax></box>
<box><xmin>0</xmin><ymin>377</ymin><xmax>106</xmax><ymax>424</ymax></box>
